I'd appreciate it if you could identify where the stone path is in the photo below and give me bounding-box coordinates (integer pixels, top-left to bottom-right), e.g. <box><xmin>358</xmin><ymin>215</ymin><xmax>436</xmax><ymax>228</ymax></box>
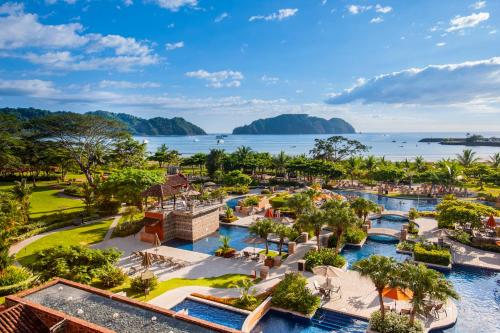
<box><xmin>103</xmin><ymin>214</ymin><xmax>121</xmax><ymax>241</ymax></box>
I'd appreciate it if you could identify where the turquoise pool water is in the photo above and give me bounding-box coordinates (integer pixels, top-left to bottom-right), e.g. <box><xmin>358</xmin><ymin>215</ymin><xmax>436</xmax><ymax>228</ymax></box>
<box><xmin>166</xmin><ymin>225</ymin><xmax>285</xmax><ymax>255</ymax></box>
<box><xmin>334</xmin><ymin>190</ymin><xmax>439</xmax><ymax>212</ymax></box>
<box><xmin>226</xmin><ymin>196</ymin><xmax>245</xmax><ymax>209</ymax></box>
<box><xmin>171</xmin><ymin>298</ymin><xmax>247</xmax><ymax>330</ymax></box>
<box><xmin>370</xmin><ymin>215</ymin><xmax>410</xmax><ymax>230</ymax></box>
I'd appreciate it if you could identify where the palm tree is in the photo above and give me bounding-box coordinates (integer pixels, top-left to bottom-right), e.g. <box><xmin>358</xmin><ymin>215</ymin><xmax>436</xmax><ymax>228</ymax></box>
<box><xmin>273</xmin><ymin>151</ymin><xmax>289</xmax><ymax>177</ymax></box>
<box><xmin>233</xmin><ymin>146</ymin><xmax>253</xmax><ymax>170</ymax></box>
<box><xmin>439</xmin><ymin>161</ymin><xmax>461</xmax><ymax>192</ymax></box>
<box><xmin>364</xmin><ymin>155</ymin><xmax>378</xmax><ymax>184</ymax></box>
<box><xmin>287</xmin><ymin>192</ymin><xmax>314</xmax><ymax>216</ymax></box>
<box><xmin>456</xmin><ymin>149</ymin><xmax>479</xmax><ymax>168</ymax></box>
<box><xmin>206</xmin><ymin>149</ymin><xmax>226</xmax><ymax>178</ymax></box>
<box><xmin>248</xmin><ymin>218</ymin><xmax>275</xmax><ymax>254</ymax></box>
<box><xmin>345</xmin><ymin>156</ymin><xmax>362</xmax><ymax>186</ymax></box>
<box><xmin>398</xmin><ymin>262</ymin><xmax>459</xmax><ymax>326</ymax></box>
<box><xmin>490</xmin><ymin>152</ymin><xmax>500</xmax><ymax>168</ymax></box>
<box><xmin>323</xmin><ymin>200</ymin><xmax>359</xmax><ymax>252</ymax></box>
<box><xmin>274</xmin><ymin>223</ymin><xmax>292</xmax><ymax>255</ymax></box>
<box><xmin>296</xmin><ymin>208</ymin><xmax>326</xmax><ymax>249</ymax></box>
<box><xmin>414</xmin><ymin>156</ymin><xmax>425</xmax><ymax>172</ymax></box>
<box><xmin>353</xmin><ymin>256</ymin><xmax>396</xmax><ymax>320</ymax></box>
<box><xmin>350</xmin><ymin>197</ymin><xmax>381</xmax><ymax>222</ymax></box>
<box><xmin>11</xmin><ymin>178</ymin><xmax>31</xmax><ymax>223</ymax></box>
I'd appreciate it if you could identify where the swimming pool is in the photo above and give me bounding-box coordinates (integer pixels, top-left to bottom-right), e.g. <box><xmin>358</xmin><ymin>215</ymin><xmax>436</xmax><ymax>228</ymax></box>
<box><xmin>334</xmin><ymin>190</ymin><xmax>439</xmax><ymax>211</ymax></box>
<box><xmin>252</xmin><ymin>308</ymin><xmax>368</xmax><ymax>333</ymax></box>
<box><xmin>225</xmin><ymin>196</ymin><xmax>246</xmax><ymax>209</ymax></box>
<box><xmin>171</xmin><ymin>298</ymin><xmax>247</xmax><ymax>330</ymax></box>
<box><xmin>341</xmin><ymin>237</ymin><xmax>500</xmax><ymax>333</ymax></box>
<box><xmin>370</xmin><ymin>215</ymin><xmax>410</xmax><ymax>230</ymax></box>
<box><xmin>166</xmin><ymin>225</ymin><xmax>286</xmax><ymax>255</ymax></box>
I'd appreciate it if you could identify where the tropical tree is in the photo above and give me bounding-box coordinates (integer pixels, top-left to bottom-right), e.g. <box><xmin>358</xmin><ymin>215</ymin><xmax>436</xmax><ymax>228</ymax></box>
<box><xmin>456</xmin><ymin>149</ymin><xmax>479</xmax><ymax>168</ymax></box>
<box><xmin>287</xmin><ymin>192</ymin><xmax>314</xmax><ymax>216</ymax></box>
<box><xmin>398</xmin><ymin>262</ymin><xmax>459</xmax><ymax>326</ymax></box>
<box><xmin>191</xmin><ymin>153</ymin><xmax>207</xmax><ymax>175</ymax></box>
<box><xmin>274</xmin><ymin>223</ymin><xmax>293</xmax><ymax>255</ymax></box>
<box><xmin>11</xmin><ymin>178</ymin><xmax>31</xmax><ymax>223</ymax></box>
<box><xmin>310</xmin><ymin>136</ymin><xmax>369</xmax><ymax>162</ymax></box>
<box><xmin>151</xmin><ymin>144</ymin><xmax>170</xmax><ymax>168</ymax></box>
<box><xmin>31</xmin><ymin>113</ymin><xmax>128</xmax><ymax>186</ymax></box>
<box><xmin>248</xmin><ymin>218</ymin><xmax>275</xmax><ymax>254</ymax></box>
<box><xmin>353</xmin><ymin>256</ymin><xmax>397</xmax><ymax>321</ymax></box>
<box><xmin>233</xmin><ymin>146</ymin><xmax>253</xmax><ymax>171</ymax></box>
<box><xmin>110</xmin><ymin>137</ymin><xmax>147</xmax><ymax>168</ymax></box>
<box><xmin>364</xmin><ymin>155</ymin><xmax>378</xmax><ymax>183</ymax></box>
<box><xmin>414</xmin><ymin>156</ymin><xmax>425</xmax><ymax>172</ymax></box>
<box><xmin>489</xmin><ymin>152</ymin><xmax>500</xmax><ymax>168</ymax></box>
<box><xmin>437</xmin><ymin>161</ymin><xmax>462</xmax><ymax>191</ymax></box>
<box><xmin>323</xmin><ymin>200</ymin><xmax>360</xmax><ymax>252</ymax></box>
<box><xmin>350</xmin><ymin>197</ymin><xmax>381</xmax><ymax>222</ymax></box>
<box><xmin>206</xmin><ymin>149</ymin><xmax>226</xmax><ymax>178</ymax></box>
<box><xmin>273</xmin><ymin>151</ymin><xmax>290</xmax><ymax>177</ymax></box>
<box><xmin>297</xmin><ymin>208</ymin><xmax>326</xmax><ymax>249</ymax></box>
<box><xmin>345</xmin><ymin>156</ymin><xmax>362</xmax><ymax>185</ymax></box>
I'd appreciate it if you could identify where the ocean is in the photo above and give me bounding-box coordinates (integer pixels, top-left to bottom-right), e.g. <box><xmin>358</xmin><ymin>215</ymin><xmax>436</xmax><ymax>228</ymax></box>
<box><xmin>134</xmin><ymin>132</ymin><xmax>500</xmax><ymax>161</ymax></box>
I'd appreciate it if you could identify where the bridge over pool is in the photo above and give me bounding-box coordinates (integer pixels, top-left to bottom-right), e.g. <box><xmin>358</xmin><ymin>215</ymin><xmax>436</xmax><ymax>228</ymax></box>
<box><xmin>367</xmin><ymin>227</ymin><xmax>401</xmax><ymax>239</ymax></box>
<box><xmin>370</xmin><ymin>210</ymin><xmax>409</xmax><ymax>220</ymax></box>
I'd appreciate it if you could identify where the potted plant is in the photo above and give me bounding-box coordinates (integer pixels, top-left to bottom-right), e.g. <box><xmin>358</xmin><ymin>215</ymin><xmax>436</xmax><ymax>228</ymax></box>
<box><xmin>215</xmin><ymin>236</ymin><xmax>236</xmax><ymax>258</ymax></box>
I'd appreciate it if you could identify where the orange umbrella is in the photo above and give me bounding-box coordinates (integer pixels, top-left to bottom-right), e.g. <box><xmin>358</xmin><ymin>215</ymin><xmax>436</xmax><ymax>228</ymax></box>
<box><xmin>382</xmin><ymin>287</ymin><xmax>413</xmax><ymax>301</ymax></box>
<box><xmin>264</xmin><ymin>209</ymin><xmax>274</xmax><ymax>218</ymax></box>
<box><xmin>486</xmin><ymin>215</ymin><xmax>496</xmax><ymax>229</ymax></box>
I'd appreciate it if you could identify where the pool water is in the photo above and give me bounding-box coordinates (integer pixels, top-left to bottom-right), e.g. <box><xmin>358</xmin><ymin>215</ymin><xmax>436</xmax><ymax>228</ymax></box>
<box><xmin>342</xmin><ymin>236</ymin><xmax>410</xmax><ymax>269</ymax></box>
<box><xmin>226</xmin><ymin>196</ymin><xmax>246</xmax><ymax>210</ymax></box>
<box><xmin>166</xmin><ymin>225</ymin><xmax>286</xmax><ymax>255</ymax></box>
<box><xmin>171</xmin><ymin>298</ymin><xmax>247</xmax><ymax>330</ymax></box>
<box><xmin>252</xmin><ymin>309</ymin><xmax>368</xmax><ymax>333</ymax></box>
<box><xmin>370</xmin><ymin>215</ymin><xmax>410</xmax><ymax>230</ymax></box>
<box><xmin>334</xmin><ymin>190</ymin><xmax>439</xmax><ymax>211</ymax></box>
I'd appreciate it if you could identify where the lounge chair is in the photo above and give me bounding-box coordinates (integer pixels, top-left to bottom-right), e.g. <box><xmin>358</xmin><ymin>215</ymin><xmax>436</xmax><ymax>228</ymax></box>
<box><xmin>433</xmin><ymin>303</ymin><xmax>447</xmax><ymax>318</ymax></box>
<box><xmin>313</xmin><ymin>280</ymin><xmax>330</xmax><ymax>298</ymax></box>
<box><xmin>423</xmin><ymin>304</ymin><xmax>434</xmax><ymax>318</ymax></box>
<box><xmin>243</xmin><ymin>251</ymin><xmax>251</xmax><ymax>260</ymax></box>
<box><xmin>400</xmin><ymin>308</ymin><xmax>411</xmax><ymax>316</ymax></box>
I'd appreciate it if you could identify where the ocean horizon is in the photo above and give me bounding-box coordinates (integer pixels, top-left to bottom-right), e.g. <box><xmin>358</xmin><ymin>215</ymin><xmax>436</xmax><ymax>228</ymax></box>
<box><xmin>135</xmin><ymin>131</ymin><xmax>500</xmax><ymax>161</ymax></box>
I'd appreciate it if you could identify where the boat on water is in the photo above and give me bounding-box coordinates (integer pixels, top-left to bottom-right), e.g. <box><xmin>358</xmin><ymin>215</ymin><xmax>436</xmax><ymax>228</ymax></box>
<box><xmin>217</xmin><ymin>139</ymin><xmax>224</xmax><ymax>144</ymax></box>
<box><xmin>215</xmin><ymin>135</ymin><xmax>226</xmax><ymax>139</ymax></box>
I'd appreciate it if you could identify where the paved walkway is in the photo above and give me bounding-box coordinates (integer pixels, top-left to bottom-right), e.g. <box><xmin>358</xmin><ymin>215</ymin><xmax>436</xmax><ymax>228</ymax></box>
<box><xmin>103</xmin><ymin>215</ymin><xmax>121</xmax><ymax>241</ymax></box>
<box><xmin>446</xmin><ymin>236</ymin><xmax>500</xmax><ymax>271</ymax></box>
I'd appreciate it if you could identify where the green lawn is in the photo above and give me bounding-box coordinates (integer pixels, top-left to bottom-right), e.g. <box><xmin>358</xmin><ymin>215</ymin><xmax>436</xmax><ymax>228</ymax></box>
<box><xmin>110</xmin><ymin>274</ymin><xmax>252</xmax><ymax>302</ymax></box>
<box><xmin>29</xmin><ymin>185</ymin><xmax>84</xmax><ymax>218</ymax></box>
<box><xmin>16</xmin><ymin>218</ymin><xmax>114</xmax><ymax>266</ymax></box>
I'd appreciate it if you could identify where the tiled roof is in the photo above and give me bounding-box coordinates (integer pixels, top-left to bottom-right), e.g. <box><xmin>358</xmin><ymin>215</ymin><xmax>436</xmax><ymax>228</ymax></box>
<box><xmin>0</xmin><ymin>304</ymin><xmax>50</xmax><ymax>333</ymax></box>
<box><xmin>165</xmin><ymin>173</ymin><xmax>189</xmax><ymax>188</ymax></box>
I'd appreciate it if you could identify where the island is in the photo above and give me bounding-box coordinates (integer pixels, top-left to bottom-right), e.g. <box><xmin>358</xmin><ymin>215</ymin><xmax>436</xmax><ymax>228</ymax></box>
<box><xmin>232</xmin><ymin>114</ymin><xmax>355</xmax><ymax>135</ymax></box>
<box><xmin>419</xmin><ymin>134</ymin><xmax>500</xmax><ymax>147</ymax></box>
<box><xmin>0</xmin><ymin>107</ymin><xmax>206</xmax><ymax>136</ymax></box>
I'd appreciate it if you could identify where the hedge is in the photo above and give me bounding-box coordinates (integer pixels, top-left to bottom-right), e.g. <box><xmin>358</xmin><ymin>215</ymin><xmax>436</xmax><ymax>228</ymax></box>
<box><xmin>304</xmin><ymin>248</ymin><xmax>346</xmax><ymax>271</ymax></box>
<box><xmin>413</xmin><ymin>243</ymin><xmax>451</xmax><ymax>266</ymax></box>
<box><xmin>269</xmin><ymin>196</ymin><xmax>288</xmax><ymax>209</ymax></box>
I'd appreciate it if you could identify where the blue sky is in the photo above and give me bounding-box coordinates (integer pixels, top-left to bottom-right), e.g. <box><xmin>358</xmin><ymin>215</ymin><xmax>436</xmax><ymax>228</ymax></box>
<box><xmin>0</xmin><ymin>0</ymin><xmax>499</xmax><ymax>133</ymax></box>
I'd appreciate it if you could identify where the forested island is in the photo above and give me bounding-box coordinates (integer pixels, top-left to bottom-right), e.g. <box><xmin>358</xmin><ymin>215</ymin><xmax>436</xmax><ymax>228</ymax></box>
<box><xmin>0</xmin><ymin>108</ymin><xmax>206</xmax><ymax>136</ymax></box>
<box><xmin>232</xmin><ymin>114</ymin><xmax>355</xmax><ymax>135</ymax></box>
<box><xmin>419</xmin><ymin>135</ymin><xmax>500</xmax><ymax>147</ymax></box>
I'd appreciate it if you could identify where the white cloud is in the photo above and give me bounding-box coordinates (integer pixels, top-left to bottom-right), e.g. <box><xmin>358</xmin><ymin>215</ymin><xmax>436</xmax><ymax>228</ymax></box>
<box><xmin>123</xmin><ymin>0</ymin><xmax>133</xmax><ymax>6</ymax></box>
<box><xmin>185</xmin><ymin>69</ymin><xmax>243</xmax><ymax>88</ymax></box>
<box><xmin>45</xmin><ymin>0</ymin><xmax>78</xmax><ymax>4</ymax></box>
<box><xmin>326</xmin><ymin>57</ymin><xmax>500</xmax><ymax>106</ymax></box>
<box><xmin>249</xmin><ymin>8</ymin><xmax>298</xmax><ymax>22</ymax></box>
<box><xmin>148</xmin><ymin>0</ymin><xmax>197</xmax><ymax>11</ymax></box>
<box><xmin>347</xmin><ymin>5</ymin><xmax>372</xmax><ymax>15</ymax></box>
<box><xmin>0</xmin><ymin>78</ymin><xmax>58</xmax><ymax>97</ymax></box>
<box><xmin>261</xmin><ymin>75</ymin><xmax>279</xmax><ymax>85</ymax></box>
<box><xmin>0</xmin><ymin>2</ymin><xmax>24</xmax><ymax>15</ymax></box>
<box><xmin>489</xmin><ymin>29</ymin><xmax>497</xmax><ymax>34</ymax></box>
<box><xmin>436</xmin><ymin>42</ymin><xmax>446</xmax><ymax>47</ymax></box>
<box><xmin>214</xmin><ymin>12</ymin><xmax>229</xmax><ymax>23</ymax></box>
<box><xmin>98</xmin><ymin>80</ymin><xmax>160</xmax><ymax>89</ymax></box>
<box><xmin>165</xmin><ymin>41</ymin><xmax>184</xmax><ymax>50</ymax></box>
<box><xmin>370</xmin><ymin>17</ymin><xmax>384</xmax><ymax>24</ymax></box>
<box><xmin>471</xmin><ymin>1</ymin><xmax>486</xmax><ymax>10</ymax></box>
<box><xmin>447</xmin><ymin>12</ymin><xmax>489</xmax><ymax>32</ymax></box>
<box><xmin>375</xmin><ymin>4</ymin><xmax>392</xmax><ymax>14</ymax></box>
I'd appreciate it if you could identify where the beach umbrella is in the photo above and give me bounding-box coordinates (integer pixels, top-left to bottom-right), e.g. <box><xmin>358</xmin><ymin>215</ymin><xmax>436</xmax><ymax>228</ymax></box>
<box><xmin>264</xmin><ymin>209</ymin><xmax>274</xmax><ymax>218</ymax></box>
<box><xmin>244</xmin><ymin>236</ymin><xmax>265</xmax><ymax>256</ymax></box>
<box><xmin>153</xmin><ymin>233</ymin><xmax>161</xmax><ymax>248</ymax></box>
<box><xmin>141</xmin><ymin>252</ymin><xmax>152</xmax><ymax>269</ymax></box>
<box><xmin>486</xmin><ymin>215</ymin><xmax>496</xmax><ymax>229</ymax></box>
<box><xmin>312</xmin><ymin>265</ymin><xmax>343</xmax><ymax>278</ymax></box>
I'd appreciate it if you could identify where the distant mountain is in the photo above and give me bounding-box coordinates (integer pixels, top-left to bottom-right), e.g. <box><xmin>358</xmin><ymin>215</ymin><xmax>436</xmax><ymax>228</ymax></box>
<box><xmin>232</xmin><ymin>114</ymin><xmax>355</xmax><ymax>135</ymax></box>
<box><xmin>0</xmin><ymin>107</ymin><xmax>206</xmax><ymax>136</ymax></box>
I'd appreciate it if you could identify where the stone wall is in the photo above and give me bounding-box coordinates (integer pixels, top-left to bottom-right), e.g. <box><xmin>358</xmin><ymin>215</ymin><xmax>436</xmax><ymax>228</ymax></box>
<box><xmin>173</xmin><ymin>207</ymin><xmax>220</xmax><ymax>241</ymax></box>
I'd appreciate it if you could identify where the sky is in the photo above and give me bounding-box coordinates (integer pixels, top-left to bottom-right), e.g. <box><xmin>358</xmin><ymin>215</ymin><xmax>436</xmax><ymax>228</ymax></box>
<box><xmin>0</xmin><ymin>0</ymin><xmax>499</xmax><ymax>133</ymax></box>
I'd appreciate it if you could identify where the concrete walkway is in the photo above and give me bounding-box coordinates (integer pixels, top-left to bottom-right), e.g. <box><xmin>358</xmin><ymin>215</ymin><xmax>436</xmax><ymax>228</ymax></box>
<box><xmin>446</xmin><ymin>236</ymin><xmax>500</xmax><ymax>271</ymax></box>
<box><xmin>103</xmin><ymin>214</ymin><xmax>121</xmax><ymax>241</ymax></box>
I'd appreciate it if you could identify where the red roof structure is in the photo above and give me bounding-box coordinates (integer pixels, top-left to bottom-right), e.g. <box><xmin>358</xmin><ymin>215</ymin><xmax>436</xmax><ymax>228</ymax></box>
<box><xmin>165</xmin><ymin>173</ymin><xmax>189</xmax><ymax>188</ymax></box>
<box><xmin>0</xmin><ymin>304</ymin><xmax>50</xmax><ymax>333</ymax></box>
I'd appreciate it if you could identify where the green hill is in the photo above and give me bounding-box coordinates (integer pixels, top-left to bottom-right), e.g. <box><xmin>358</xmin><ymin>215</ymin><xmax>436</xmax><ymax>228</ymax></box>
<box><xmin>232</xmin><ymin>114</ymin><xmax>355</xmax><ymax>135</ymax></box>
<box><xmin>0</xmin><ymin>107</ymin><xmax>206</xmax><ymax>136</ymax></box>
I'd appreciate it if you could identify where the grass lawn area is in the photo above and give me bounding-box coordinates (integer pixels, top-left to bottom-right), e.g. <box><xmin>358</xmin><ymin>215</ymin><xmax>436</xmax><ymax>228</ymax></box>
<box><xmin>30</xmin><ymin>185</ymin><xmax>84</xmax><ymax>218</ymax></box>
<box><xmin>16</xmin><ymin>218</ymin><xmax>114</xmax><ymax>266</ymax></box>
<box><xmin>109</xmin><ymin>274</ymin><xmax>252</xmax><ymax>302</ymax></box>
<box><xmin>259</xmin><ymin>249</ymin><xmax>287</xmax><ymax>258</ymax></box>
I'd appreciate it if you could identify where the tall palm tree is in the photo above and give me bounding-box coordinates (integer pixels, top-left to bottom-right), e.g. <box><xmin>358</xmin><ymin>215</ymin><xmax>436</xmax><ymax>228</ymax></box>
<box><xmin>353</xmin><ymin>256</ymin><xmax>397</xmax><ymax>320</ymax></box>
<box><xmin>206</xmin><ymin>149</ymin><xmax>226</xmax><ymax>178</ymax></box>
<box><xmin>490</xmin><ymin>152</ymin><xmax>500</xmax><ymax>168</ymax></box>
<box><xmin>398</xmin><ymin>262</ymin><xmax>459</xmax><ymax>325</ymax></box>
<box><xmin>323</xmin><ymin>200</ymin><xmax>359</xmax><ymax>252</ymax></box>
<box><xmin>414</xmin><ymin>156</ymin><xmax>425</xmax><ymax>172</ymax></box>
<box><xmin>345</xmin><ymin>156</ymin><xmax>362</xmax><ymax>186</ymax></box>
<box><xmin>296</xmin><ymin>208</ymin><xmax>326</xmax><ymax>250</ymax></box>
<box><xmin>274</xmin><ymin>223</ymin><xmax>292</xmax><ymax>255</ymax></box>
<box><xmin>350</xmin><ymin>197</ymin><xmax>381</xmax><ymax>222</ymax></box>
<box><xmin>248</xmin><ymin>218</ymin><xmax>275</xmax><ymax>254</ymax></box>
<box><xmin>456</xmin><ymin>149</ymin><xmax>479</xmax><ymax>168</ymax></box>
<box><xmin>273</xmin><ymin>151</ymin><xmax>289</xmax><ymax>177</ymax></box>
<box><xmin>11</xmin><ymin>178</ymin><xmax>31</xmax><ymax>223</ymax></box>
<box><xmin>439</xmin><ymin>161</ymin><xmax>461</xmax><ymax>191</ymax></box>
<box><xmin>364</xmin><ymin>155</ymin><xmax>378</xmax><ymax>183</ymax></box>
<box><xmin>234</xmin><ymin>146</ymin><xmax>253</xmax><ymax>170</ymax></box>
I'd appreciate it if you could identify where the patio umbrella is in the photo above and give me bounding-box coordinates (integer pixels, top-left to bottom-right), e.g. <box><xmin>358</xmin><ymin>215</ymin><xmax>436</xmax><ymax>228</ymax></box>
<box><xmin>382</xmin><ymin>287</ymin><xmax>413</xmax><ymax>311</ymax></box>
<box><xmin>486</xmin><ymin>215</ymin><xmax>496</xmax><ymax>229</ymax></box>
<box><xmin>204</xmin><ymin>182</ymin><xmax>216</xmax><ymax>187</ymax></box>
<box><xmin>141</xmin><ymin>252</ymin><xmax>152</xmax><ymax>269</ymax></box>
<box><xmin>153</xmin><ymin>233</ymin><xmax>161</xmax><ymax>249</ymax></box>
<box><xmin>243</xmin><ymin>236</ymin><xmax>265</xmax><ymax>256</ymax></box>
<box><xmin>264</xmin><ymin>209</ymin><xmax>274</xmax><ymax>218</ymax></box>
<box><xmin>312</xmin><ymin>265</ymin><xmax>343</xmax><ymax>278</ymax></box>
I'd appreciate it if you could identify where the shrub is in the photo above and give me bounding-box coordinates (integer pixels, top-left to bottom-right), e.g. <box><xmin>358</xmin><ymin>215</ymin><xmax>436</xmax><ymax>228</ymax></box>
<box><xmin>397</xmin><ymin>241</ymin><xmax>415</xmax><ymax>252</ymax></box>
<box><xmin>271</xmin><ymin>273</ymin><xmax>320</xmax><ymax>315</ymax></box>
<box><xmin>408</xmin><ymin>221</ymin><xmax>419</xmax><ymax>235</ymax></box>
<box><xmin>328</xmin><ymin>234</ymin><xmax>344</xmax><ymax>248</ymax></box>
<box><xmin>0</xmin><ymin>266</ymin><xmax>36</xmax><ymax>296</ymax></box>
<box><xmin>344</xmin><ymin>227</ymin><xmax>366</xmax><ymax>244</ymax></box>
<box><xmin>223</xmin><ymin>170</ymin><xmax>252</xmax><ymax>187</ymax></box>
<box><xmin>63</xmin><ymin>184</ymin><xmax>84</xmax><ymax>197</ymax></box>
<box><xmin>223</xmin><ymin>186</ymin><xmax>249</xmax><ymax>195</ymax></box>
<box><xmin>370</xmin><ymin>310</ymin><xmax>423</xmax><ymax>333</ymax></box>
<box><xmin>29</xmin><ymin>245</ymin><xmax>122</xmax><ymax>283</ymax></box>
<box><xmin>413</xmin><ymin>243</ymin><xmax>451</xmax><ymax>266</ymax></box>
<box><xmin>130</xmin><ymin>275</ymin><xmax>158</xmax><ymax>293</ymax></box>
<box><xmin>269</xmin><ymin>196</ymin><xmax>288</xmax><ymax>209</ymax></box>
<box><xmin>242</xmin><ymin>196</ymin><xmax>260</xmax><ymax>207</ymax></box>
<box><xmin>98</xmin><ymin>265</ymin><xmax>126</xmax><ymax>288</ymax></box>
<box><xmin>261</xmin><ymin>189</ymin><xmax>271</xmax><ymax>195</ymax></box>
<box><xmin>417</xmin><ymin>211</ymin><xmax>437</xmax><ymax>218</ymax></box>
<box><xmin>304</xmin><ymin>248</ymin><xmax>346</xmax><ymax>270</ymax></box>
<box><xmin>112</xmin><ymin>219</ymin><xmax>145</xmax><ymax>238</ymax></box>
<box><xmin>450</xmin><ymin>230</ymin><xmax>471</xmax><ymax>245</ymax></box>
